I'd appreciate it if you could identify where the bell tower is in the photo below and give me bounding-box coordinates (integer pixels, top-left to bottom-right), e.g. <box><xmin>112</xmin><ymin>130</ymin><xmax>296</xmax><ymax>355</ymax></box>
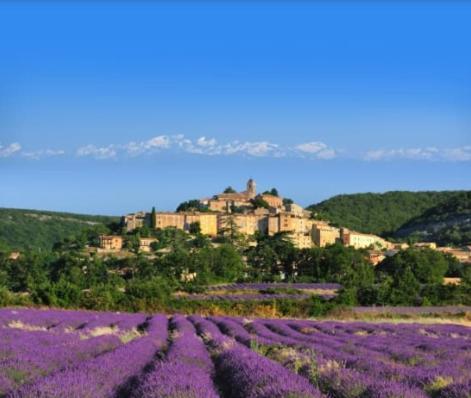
<box><xmin>246</xmin><ymin>178</ymin><xmax>256</xmax><ymax>198</ymax></box>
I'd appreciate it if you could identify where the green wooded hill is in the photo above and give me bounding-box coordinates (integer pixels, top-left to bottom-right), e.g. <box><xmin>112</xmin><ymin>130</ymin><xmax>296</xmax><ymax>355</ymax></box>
<box><xmin>0</xmin><ymin>208</ymin><xmax>119</xmax><ymax>251</ymax></box>
<box><xmin>308</xmin><ymin>191</ymin><xmax>470</xmax><ymax>242</ymax></box>
<box><xmin>394</xmin><ymin>191</ymin><xmax>471</xmax><ymax>245</ymax></box>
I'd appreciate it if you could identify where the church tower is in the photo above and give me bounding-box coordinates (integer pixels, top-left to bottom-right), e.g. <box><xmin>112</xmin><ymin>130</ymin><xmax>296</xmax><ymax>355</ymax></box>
<box><xmin>246</xmin><ymin>178</ymin><xmax>256</xmax><ymax>198</ymax></box>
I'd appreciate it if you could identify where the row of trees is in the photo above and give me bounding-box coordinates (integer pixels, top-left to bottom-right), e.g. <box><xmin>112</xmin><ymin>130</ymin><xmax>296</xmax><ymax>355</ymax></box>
<box><xmin>1</xmin><ymin>222</ymin><xmax>470</xmax><ymax>312</ymax></box>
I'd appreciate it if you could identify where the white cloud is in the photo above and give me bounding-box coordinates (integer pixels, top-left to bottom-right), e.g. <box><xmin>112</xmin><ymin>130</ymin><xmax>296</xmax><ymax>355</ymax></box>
<box><xmin>125</xmin><ymin>135</ymin><xmax>171</xmax><ymax>156</ymax></box>
<box><xmin>196</xmin><ymin>136</ymin><xmax>217</xmax><ymax>148</ymax></box>
<box><xmin>8</xmin><ymin>135</ymin><xmax>469</xmax><ymax>164</ymax></box>
<box><xmin>221</xmin><ymin>141</ymin><xmax>282</xmax><ymax>157</ymax></box>
<box><xmin>77</xmin><ymin>145</ymin><xmax>117</xmax><ymax>159</ymax></box>
<box><xmin>22</xmin><ymin>149</ymin><xmax>65</xmax><ymax>160</ymax></box>
<box><xmin>173</xmin><ymin>136</ymin><xmax>281</xmax><ymax>157</ymax></box>
<box><xmin>73</xmin><ymin>135</ymin><xmax>336</xmax><ymax>160</ymax></box>
<box><xmin>295</xmin><ymin>141</ymin><xmax>337</xmax><ymax>159</ymax></box>
<box><xmin>0</xmin><ymin>142</ymin><xmax>21</xmax><ymax>158</ymax></box>
<box><xmin>364</xmin><ymin>146</ymin><xmax>470</xmax><ymax>162</ymax></box>
<box><xmin>315</xmin><ymin>148</ymin><xmax>337</xmax><ymax>160</ymax></box>
<box><xmin>442</xmin><ymin>146</ymin><xmax>471</xmax><ymax>161</ymax></box>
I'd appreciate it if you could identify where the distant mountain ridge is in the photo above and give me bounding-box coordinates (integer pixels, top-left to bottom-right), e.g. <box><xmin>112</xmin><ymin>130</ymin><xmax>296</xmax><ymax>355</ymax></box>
<box><xmin>0</xmin><ymin>208</ymin><xmax>118</xmax><ymax>251</ymax></box>
<box><xmin>308</xmin><ymin>190</ymin><xmax>471</xmax><ymax>244</ymax></box>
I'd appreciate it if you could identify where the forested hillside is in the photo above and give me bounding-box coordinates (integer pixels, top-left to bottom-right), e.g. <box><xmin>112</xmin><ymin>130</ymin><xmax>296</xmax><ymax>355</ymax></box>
<box><xmin>308</xmin><ymin>191</ymin><xmax>467</xmax><ymax>238</ymax></box>
<box><xmin>394</xmin><ymin>191</ymin><xmax>471</xmax><ymax>245</ymax></box>
<box><xmin>0</xmin><ymin>208</ymin><xmax>118</xmax><ymax>251</ymax></box>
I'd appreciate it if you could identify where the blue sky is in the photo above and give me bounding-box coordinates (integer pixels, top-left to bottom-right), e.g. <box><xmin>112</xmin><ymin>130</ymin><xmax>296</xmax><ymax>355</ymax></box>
<box><xmin>1</xmin><ymin>1</ymin><xmax>470</xmax><ymax>215</ymax></box>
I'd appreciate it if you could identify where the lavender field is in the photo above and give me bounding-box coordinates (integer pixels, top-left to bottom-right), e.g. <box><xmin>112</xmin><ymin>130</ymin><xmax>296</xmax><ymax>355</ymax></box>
<box><xmin>179</xmin><ymin>283</ymin><xmax>340</xmax><ymax>301</ymax></box>
<box><xmin>0</xmin><ymin>308</ymin><xmax>470</xmax><ymax>398</ymax></box>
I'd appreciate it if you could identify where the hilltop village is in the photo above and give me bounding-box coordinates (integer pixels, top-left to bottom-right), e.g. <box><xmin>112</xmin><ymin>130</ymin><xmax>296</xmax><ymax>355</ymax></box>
<box><xmin>93</xmin><ymin>180</ymin><xmax>471</xmax><ymax>268</ymax></box>
<box><xmin>99</xmin><ymin>180</ymin><xmax>393</xmax><ymax>257</ymax></box>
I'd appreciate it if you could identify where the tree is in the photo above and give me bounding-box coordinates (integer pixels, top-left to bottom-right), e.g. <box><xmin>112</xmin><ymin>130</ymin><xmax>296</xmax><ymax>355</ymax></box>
<box><xmin>0</xmin><ymin>241</ymin><xmax>11</xmax><ymax>255</ymax></box>
<box><xmin>153</xmin><ymin>227</ymin><xmax>190</xmax><ymax>251</ymax></box>
<box><xmin>388</xmin><ymin>267</ymin><xmax>421</xmax><ymax>305</ymax></box>
<box><xmin>250</xmin><ymin>197</ymin><xmax>270</xmax><ymax>209</ymax></box>
<box><xmin>246</xmin><ymin>232</ymin><xmax>295</xmax><ymax>281</ymax></box>
<box><xmin>246</xmin><ymin>242</ymin><xmax>278</xmax><ymax>281</ymax></box>
<box><xmin>376</xmin><ymin>248</ymin><xmax>448</xmax><ymax>284</ymax></box>
<box><xmin>125</xmin><ymin>235</ymin><xmax>140</xmax><ymax>254</ymax></box>
<box><xmin>124</xmin><ymin>276</ymin><xmax>172</xmax><ymax>311</ymax></box>
<box><xmin>151</xmin><ymin>206</ymin><xmax>156</xmax><ymax>229</ymax></box>
<box><xmin>263</xmin><ymin>188</ymin><xmax>279</xmax><ymax>197</ymax></box>
<box><xmin>189</xmin><ymin>222</ymin><xmax>201</xmax><ymax>235</ymax></box>
<box><xmin>211</xmin><ymin>245</ymin><xmax>245</xmax><ymax>281</ymax></box>
<box><xmin>295</xmin><ymin>248</ymin><xmax>323</xmax><ymax>281</ymax></box>
<box><xmin>320</xmin><ymin>244</ymin><xmax>374</xmax><ymax>288</ymax></box>
<box><xmin>219</xmin><ymin>215</ymin><xmax>243</xmax><ymax>246</ymax></box>
<box><xmin>176</xmin><ymin>200</ymin><xmax>208</xmax><ymax>213</ymax></box>
<box><xmin>283</xmin><ymin>198</ymin><xmax>294</xmax><ymax>206</ymax></box>
<box><xmin>223</xmin><ymin>186</ymin><xmax>236</xmax><ymax>194</ymax></box>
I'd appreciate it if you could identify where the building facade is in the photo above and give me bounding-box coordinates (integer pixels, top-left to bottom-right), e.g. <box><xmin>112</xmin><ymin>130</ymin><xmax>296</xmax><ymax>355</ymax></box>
<box><xmin>340</xmin><ymin>228</ymin><xmax>392</xmax><ymax>250</ymax></box>
<box><xmin>139</xmin><ymin>237</ymin><xmax>157</xmax><ymax>253</ymax></box>
<box><xmin>153</xmin><ymin>212</ymin><xmax>218</xmax><ymax>236</ymax></box>
<box><xmin>99</xmin><ymin>235</ymin><xmax>124</xmax><ymax>251</ymax></box>
<box><xmin>312</xmin><ymin>223</ymin><xmax>340</xmax><ymax>247</ymax></box>
<box><xmin>121</xmin><ymin>211</ymin><xmax>149</xmax><ymax>232</ymax></box>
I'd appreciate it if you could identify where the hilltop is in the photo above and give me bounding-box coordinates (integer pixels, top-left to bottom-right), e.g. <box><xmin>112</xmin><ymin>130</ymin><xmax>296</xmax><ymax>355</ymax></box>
<box><xmin>0</xmin><ymin>208</ymin><xmax>118</xmax><ymax>251</ymax></box>
<box><xmin>307</xmin><ymin>191</ymin><xmax>470</xmax><ymax>242</ymax></box>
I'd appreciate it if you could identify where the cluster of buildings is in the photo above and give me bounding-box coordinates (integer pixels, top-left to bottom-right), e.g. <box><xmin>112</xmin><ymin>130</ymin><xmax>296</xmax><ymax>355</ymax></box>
<box><xmin>104</xmin><ymin>179</ymin><xmax>393</xmax><ymax>253</ymax></box>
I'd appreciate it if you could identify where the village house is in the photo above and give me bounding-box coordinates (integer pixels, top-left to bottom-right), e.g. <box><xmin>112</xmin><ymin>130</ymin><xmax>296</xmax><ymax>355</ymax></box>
<box><xmin>99</xmin><ymin>235</ymin><xmax>123</xmax><ymax>251</ymax></box>
<box><xmin>340</xmin><ymin>228</ymin><xmax>393</xmax><ymax>250</ymax></box>
<box><xmin>312</xmin><ymin>223</ymin><xmax>340</xmax><ymax>247</ymax></box>
<box><xmin>139</xmin><ymin>237</ymin><xmax>157</xmax><ymax>253</ymax></box>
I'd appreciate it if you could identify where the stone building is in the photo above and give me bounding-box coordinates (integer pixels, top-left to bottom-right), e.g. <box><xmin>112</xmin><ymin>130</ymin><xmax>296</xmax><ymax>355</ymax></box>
<box><xmin>206</xmin><ymin>179</ymin><xmax>257</xmax><ymax>212</ymax></box>
<box><xmin>184</xmin><ymin>213</ymin><xmax>218</xmax><ymax>236</ymax></box>
<box><xmin>99</xmin><ymin>235</ymin><xmax>123</xmax><ymax>251</ymax></box>
<box><xmin>260</xmin><ymin>193</ymin><xmax>283</xmax><ymax>209</ymax></box>
<box><xmin>312</xmin><ymin>223</ymin><xmax>340</xmax><ymax>247</ymax></box>
<box><xmin>153</xmin><ymin>212</ymin><xmax>218</xmax><ymax>236</ymax></box>
<box><xmin>139</xmin><ymin>237</ymin><xmax>157</xmax><ymax>253</ymax></box>
<box><xmin>121</xmin><ymin>211</ymin><xmax>149</xmax><ymax>232</ymax></box>
<box><xmin>340</xmin><ymin>228</ymin><xmax>392</xmax><ymax>250</ymax></box>
<box><xmin>154</xmin><ymin>212</ymin><xmax>185</xmax><ymax>230</ymax></box>
<box><xmin>218</xmin><ymin>213</ymin><xmax>262</xmax><ymax>236</ymax></box>
<box><xmin>413</xmin><ymin>242</ymin><xmax>437</xmax><ymax>250</ymax></box>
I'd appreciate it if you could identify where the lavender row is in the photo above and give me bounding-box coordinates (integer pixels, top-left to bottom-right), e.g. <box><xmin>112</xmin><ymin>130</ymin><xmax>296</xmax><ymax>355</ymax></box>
<box><xmin>211</xmin><ymin>316</ymin><xmax>471</xmax><ymax>397</ymax></box>
<box><xmin>189</xmin><ymin>315</ymin><xmax>323</xmax><ymax>398</ymax></box>
<box><xmin>0</xmin><ymin>328</ymin><xmax>122</xmax><ymax>395</ymax></box>
<box><xmin>8</xmin><ymin>315</ymin><xmax>168</xmax><ymax>398</ymax></box>
<box><xmin>182</xmin><ymin>293</ymin><xmax>335</xmax><ymax>301</ymax></box>
<box><xmin>130</xmin><ymin>315</ymin><xmax>219</xmax><ymax>398</ymax></box>
<box><xmin>205</xmin><ymin>283</ymin><xmax>342</xmax><ymax>291</ymax></box>
<box><xmin>0</xmin><ymin>307</ymin><xmax>146</xmax><ymax>333</ymax></box>
<box><xmin>352</xmin><ymin>305</ymin><xmax>471</xmax><ymax>315</ymax></box>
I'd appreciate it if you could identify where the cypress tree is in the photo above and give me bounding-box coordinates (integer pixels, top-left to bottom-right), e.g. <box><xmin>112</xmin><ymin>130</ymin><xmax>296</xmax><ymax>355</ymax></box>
<box><xmin>151</xmin><ymin>206</ymin><xmax>156</xmax><ymax>229</ymax></box>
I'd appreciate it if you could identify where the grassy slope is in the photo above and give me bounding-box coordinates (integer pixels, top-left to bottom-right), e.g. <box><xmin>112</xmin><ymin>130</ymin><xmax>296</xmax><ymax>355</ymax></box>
<box><xmin>0</xmin><ymin>208</ymin><xmax>119</xmax><ymax>251</ymax></box>
<box><xmin>307</xmin><ymin>191</ymin><xmax>466</xmax><ymax>238</ymax></box>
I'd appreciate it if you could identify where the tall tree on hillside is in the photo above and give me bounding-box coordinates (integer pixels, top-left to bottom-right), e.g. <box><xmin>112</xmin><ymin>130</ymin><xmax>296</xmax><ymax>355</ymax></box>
<box><xmin>151</xmin><ymin>206</ymin><xmax>156</xmax><ymax>229</ymax></box>
<box><xmin>219</xmin><ymin>215</ymin><xmax>243</xmax><ymax>246</ymax></box>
